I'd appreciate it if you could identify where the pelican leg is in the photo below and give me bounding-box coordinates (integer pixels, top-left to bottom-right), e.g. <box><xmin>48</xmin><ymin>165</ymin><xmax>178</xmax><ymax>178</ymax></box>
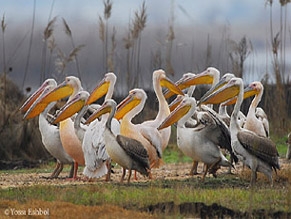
<box><xmin>68</xmin><ymin>162</ymin><xmax>74</xmax><ymax>178</ymax></box>
<box><xmin>202</xmin><ymin>165</ymin><xmax>209</xmax><ymax>182</ymax></box>
<box><xmin>250</xmin><ymin>170</ymin><xmax>257</xmax><ymax>187</ymax></box>
<box><xmin>73</xmin><ymin>162</ymin><xmax>79</xmax><ymax>179</ymax></box>
<box><xmin>120</xmin><ymin>168</ymin><xmax>126</xmax><ymax>183</ymax></box>
<box><xmin>53</xmin><ymin>162</ymin><xmax>64</xmax><ymax>178</ymax></box>
<box><xmin>127</xmin><ymin>169</ymin><xmax>132</xmax><ymax>183</ymax></box>
<box><xmin>49</xmin><ymin>161</ymin><xmax>61</xmax><ymax>178</ymax></box>
<box><xmin>189</xmin><ymin>161</ymin><xmax>199</xmax><ymax>175</ymax></box>
<box><xmin>105</xmin><ymin>159</ymin><xmax>111</xmax><ymax>181</ymax></box>
<box><xmin>208</xmin><ymin>158</ymin><xmax>221</xmax><ymax>178</ymax></box>
<box><xmin>134</xmin><ymin>170</ymin><xmax>138</xmax><ymax>180</ymax></box>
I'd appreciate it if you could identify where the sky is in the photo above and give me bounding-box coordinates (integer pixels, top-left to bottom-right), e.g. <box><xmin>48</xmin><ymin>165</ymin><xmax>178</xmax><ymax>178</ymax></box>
<box><xmin>0</xmin><ymin>0</ymin><xmax>290</xmax><ymax>93</ymax></box>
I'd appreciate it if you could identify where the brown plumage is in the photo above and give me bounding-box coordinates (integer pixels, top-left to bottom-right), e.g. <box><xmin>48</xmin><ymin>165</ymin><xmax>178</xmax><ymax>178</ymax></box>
<box><xmin>237</xmin><ymin>131</ymin><xmax>280</xmax><ymax>171</ymax></box>
<box><xmin>116</xmin><ymin>135</ymin><xmax>150</xmax><ymax>177</ymax></box>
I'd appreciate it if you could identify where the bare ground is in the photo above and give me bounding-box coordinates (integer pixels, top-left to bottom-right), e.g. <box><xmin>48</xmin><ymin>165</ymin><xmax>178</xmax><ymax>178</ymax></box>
<box><xmin>0</xmin><ymin>159</ymin><xmax>291</xmax><ymax>218</ymax></box>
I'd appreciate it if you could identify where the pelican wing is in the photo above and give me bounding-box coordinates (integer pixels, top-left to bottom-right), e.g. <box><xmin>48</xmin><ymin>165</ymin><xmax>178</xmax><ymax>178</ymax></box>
<box><xmin>116</xmin><ymin>135</ymin><xmax>150</xmax><ymax>167</ymax></box>
<box><xmin>138</xmin><ymin>126</ymin><xmax>163</xmax><ymax>158</ymax></box>
<box><xmin>237</xmin><ymin>131</ymin><xmax>280</xmax><ymax>170</ymax></box>
<box><xmin>199</xmin><ymin>105</ymin><xmax>238</xmax><ymax>163</ymax></box>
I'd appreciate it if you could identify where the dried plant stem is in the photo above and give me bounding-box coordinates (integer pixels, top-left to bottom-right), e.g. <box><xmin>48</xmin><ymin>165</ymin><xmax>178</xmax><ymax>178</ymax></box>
<box><xmin>62</xmin><ymin>18</ymin><xmax>83</xmax><ymax>81</ymax></box>
<box><xmin>22</xmin><ymin>0</ymin><xmax>36</xmax><ymax>89</ymax></box>
<box><xmin>1</xmin><ymin>14</ymin><xmax>7</xmax><ymax>125</ymax></box>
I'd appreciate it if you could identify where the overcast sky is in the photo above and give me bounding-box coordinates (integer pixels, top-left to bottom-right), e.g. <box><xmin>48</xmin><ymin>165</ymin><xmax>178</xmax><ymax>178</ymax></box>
<box><xmin>0</xmin><ymin>0</ymin><xmax>290</xmax><ymax>93</ymax></box>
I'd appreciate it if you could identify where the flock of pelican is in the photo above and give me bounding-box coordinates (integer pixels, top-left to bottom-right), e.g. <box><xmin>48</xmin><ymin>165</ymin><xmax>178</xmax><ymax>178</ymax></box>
<box><xmin>20</xmin><ymin>67</ymin><xmax>280</xmax><ymax>186</ymax></box>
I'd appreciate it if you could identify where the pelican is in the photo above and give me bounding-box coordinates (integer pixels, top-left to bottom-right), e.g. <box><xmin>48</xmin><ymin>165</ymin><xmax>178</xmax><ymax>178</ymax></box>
<box><xmin>20</xmin><ymin>79</ymin><xmax>74</xmax><ymax>178</ymax></box>
<box><xmin>52</xmin><ymin>90</ymin><xmax>90</xmax><ymax>142</ymax></box>
<box><xmin>243</xmin><ymin>82</ymin><xmax>269</xmax><ymax>137</ymax></box>
<box><xmin>169</xmin><ymin>70</ymin><xmax>237</xmax><ymax>175</ymax></box>
<box><xmin>158</xmin><ymin>96</ymin><xmax>233</xmax><ymax>180</ymax></box>
<box><xmin>85</xmin><ymin>99</ymin><xmax>150</xmax><ymax>183</ymax></box>
<box><xmin>114</xmin><ymin>70</ymin><xmax>184</xmax><ymax>167</ymax></box>
<box><xmin>26</xmin><ymin>76</ymin><xmax>85</xmax><ymax>179</ymax></box>
<box><xmin>114</xmin><ymin>88</ymin><xmax>162</xmax><ymax>172</ymax></box>
<box><xmin>198</xmin><ymin>77</ymin><xmax>280</xmax><ymax>186</ymax></box>
<box><xmin>81</xmin><ymin>72</ymin><xmax>119</xmax><ymax>180</ymax></box>
<box><xmin>140</xmin><ymin>69</ymin><xmax>184</xmax><ymax>152</ymax></box>
<box><xmin>164</xmin><ymin>67</ymin><xmax>220</xmax><ymax>100</ymax></box>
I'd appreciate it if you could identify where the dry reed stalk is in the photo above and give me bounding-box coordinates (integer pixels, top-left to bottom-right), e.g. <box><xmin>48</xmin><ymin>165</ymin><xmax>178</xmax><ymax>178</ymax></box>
<box><xmin>40</xmin><ymin>16</ymin><xmax>57</xmax><ymax>83</ymax></box>
<box><xmin>228</xmin><ymin>36</ymin><xmax>252</xmax><ymax>79</ymax></box>
<box><xmin>108</xmin><ymin>27</ymin><xmax>116</xmax><ymax>72</ymax></box>
<box><xmin>1</xmin><ymin>14</ymin><xmax>7</xmax><ymax>126</ymax></box>
<box><xmin>103</xmin><ymin>0</ymin><xmax>112</xmax><ymax>72</ymax></box>
<box><xmin>130</xmin><ymin>1</ymin><xmax>147</xmax><ymax>87</ymax></box>
<box><xmin>166</xmin><ymin>1</ymin><xmax>175</xmax><ymax>76</ymax></box>
<box><xmin>62</xmin><ymin>18</ymin><xmax>83</xmax><ymax>81</ymax></box>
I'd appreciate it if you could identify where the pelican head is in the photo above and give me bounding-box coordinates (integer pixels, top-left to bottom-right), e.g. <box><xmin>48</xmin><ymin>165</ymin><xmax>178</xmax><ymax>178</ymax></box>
<box><xmin>181</xmin><ymin>67</ymin><xmax>219</xmax><ymax>87</ymax></box>
<box><xmin>39</xmin><ymin>76</ymin><xmax>82</xmax><ymax>104</ymax></box>
<box><xmin>158</xmin><ymin>96</ymin><xmax>196</xmax><ymax>130</ymax></box>
<box><xmin>23</xmin><ymin>84</ymin><xmax>57</xmax><ymax>119</ymax></box>
<box><xmin>198</xmin><ymin>77</ymin><xmax>242</xmax><ymax>105</ymax></box>
<box><xmin>86</xmin><ymin>72</ymin><xmax>117</xmax><ymax>105</ymax></box>
<box><xmin>85</xmin><ymin>99</ymin><xmax>116</xmax><ymax>125</ymax></box>
<box><xmin>114</xmin><ymin>88</ymin><xmax>147</xmax><ymax>121</ymax></box>
<box><xmin>198</xmin><ymin>73</ymin><xmax>235</xmax><ymax>105</ymax></box>
<box><xmin>20</xmin><ymin>79</ymin><xmax>57</xmax><ymax>113</ymax></box>
<box><xmin>168</xmin><ymin>94</ymin><xmax>185</xmax><ymax>112</ymax></box>
<box><xmin>154</xmin><ymin>69</ymin><xmax>184</xmax><ymax>97</ymax></box>
<box><xmin>53</xmin><ymin>91</ymin><xmax>90</xmax><ymax>124</ymax></box>
<box><xmin>222</xmin><ymin>80</ymin><xmax>263</xmax><ymax>106</ymax></box>
<box><xmin>163</xmin><ymin>72</ymin><xmax>195</xmax><ymax>99</ymax></box>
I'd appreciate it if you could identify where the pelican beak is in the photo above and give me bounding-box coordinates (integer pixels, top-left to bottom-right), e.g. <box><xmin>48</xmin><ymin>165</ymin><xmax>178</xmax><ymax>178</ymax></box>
<box><xmin>160</xmin><ymin>76</ymin><xmax>184</xmax><ymax>97</ymax></box>
<box><xmin>20</xmin><ymin>82</ymin><xmax>48</xmax><ymax>113</ymax></box>
<box><xmin>158</xmin><ymin>98</ymin><xmax>191</xmax><ymax>130</ymax></box>
<box><xmin>85</xmin><ymin>102</ymin><xmax>111</xmax><ymax>124</ymax></box>
<box><xmin>199</xmin><ymin>82</ymin><xmax>240</xmax><ymax>105</ymax></box>
<box><xmin>114</xmin><ymin>94</ymin><xmax>141</xmax><ymax>120</ymax></box>
<box><xmin>24</xmin><ymin>102</ymin><xmax>49</xmax><ymax>119</ymax></box>
<box><xmin>86</xmin><ymin>78</ymin><xmax>110</xmax><ymax>105</ymax></box>
<box><xmin>223</xmin><ymin>84</ymin><xmax>260</xmax><ymax>106</ymax></box>
<box><xmin>39</xmin><ymin>80</ymin><xmax>74</xmax><ymax>104</ymax></box>
<box><xmin>181</xmin><ymin>69</ymin><xmax>214</xmax><ymax>87</ymax></box>
<box><xmin>53</xmin><ymin>94</ymin><xmax>86</xmax><ymax>124</ymax></box>
<box><xmin>168</xmin><ymin>94</ymin><xmax>184</xmax><ymax>112</ymax></box>
<box><xmin>23</xmin><ymin>85</ymin><xmax>55</xmax><ymax>119</ymax></box>
<box><xmin>199</xmin><ymin>77</ymin><xmax>229</xmax><ymax>105</ymax></box>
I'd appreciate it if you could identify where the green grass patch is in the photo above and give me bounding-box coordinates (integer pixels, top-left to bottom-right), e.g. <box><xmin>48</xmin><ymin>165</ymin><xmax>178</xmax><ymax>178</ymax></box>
<box><xmin>0</xmin><ymin>177</ymin><xmax>290</xmax><ymax>213</ymax></box>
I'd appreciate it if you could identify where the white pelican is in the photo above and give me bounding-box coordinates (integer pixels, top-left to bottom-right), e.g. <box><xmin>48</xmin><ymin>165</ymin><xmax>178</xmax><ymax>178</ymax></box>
<box><xmin>26</xmin><ymin>76</ymin><xmax>85</xmax><ymax>179</ymax></box>
<box><xmin>114</xmin><ymin>88</ymin><xmax>163</xmax><ymax>171</ymax></box>
<box><xmin>52</xmin><ymin>89</ymin><xmax>114</xmax><ymax>181</ymax></box>
<box><xmin>140</xmin><ymin>69</ymin><xmax>184</xmax><ymax>152</ymax></box>
<box><xmin>243</xmin><ymin>82</ymin><xmax>269</xmax><ymax>137</ymax></box>
<box><xmin>82</xmin><ymin>72</ymin><xmax>120</xmax><ymax>181</ymax></box>
<box><xmin>164</xmin><ymin>67</ymin><xmax>220</xmax><ymax>99</ymax></box>
<box><xmin>20</xmin><ymin>79</ymin><xmax>74</xmax><ymax>178</ymax></box>
<box><xmin>85</xmin><ymin>99</ymin><xmax>150</xmax><ymax>183</ymax></box>
<box><xmin>52</xmin><ymin>90</ymin><xmax>90</xmax><ymax>142</ymax></box>
<box><xmin>169</xmin><ymin>71</ymin><xmax>238</xmax><ymax>175</ymax></box>
<box><xmin>114</xmin><ymin>70</ymin><xmax>184</xmax><ymax>168</ymax></box>
<box><xmin>158</xmin><ymin>96</ymin><xmax>233</xmax><ymax>180</ymax></box>
<box><xmin>198</xmin><ymin>77</ymin><xmax>280</xmax><ymax>186</ymax></box>
<box><xmin>78</xmin><ymin>73</ymin><xmax>120</xmax><ymax>180</ymax></box>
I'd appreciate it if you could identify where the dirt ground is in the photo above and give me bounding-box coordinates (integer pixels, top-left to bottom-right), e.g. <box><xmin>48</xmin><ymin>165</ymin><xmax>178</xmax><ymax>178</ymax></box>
<box><xmin>0</xmin><ymin>159</ymin><xmax>290</xmax><ymax>218</ymax></box>
<box><xmin>0</xmin><ymin>159</ymin><xmax>290</xmax><ymax>188</ymax></box>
